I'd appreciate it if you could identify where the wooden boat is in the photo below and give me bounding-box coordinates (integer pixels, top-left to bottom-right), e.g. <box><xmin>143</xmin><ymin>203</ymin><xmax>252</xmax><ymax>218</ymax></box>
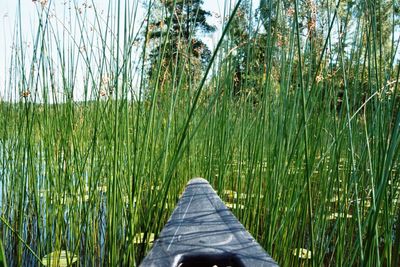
<box><xmin>140</xmin><ymin>178</ymin><xmax>278</xmax><ymax>267</ymax></box>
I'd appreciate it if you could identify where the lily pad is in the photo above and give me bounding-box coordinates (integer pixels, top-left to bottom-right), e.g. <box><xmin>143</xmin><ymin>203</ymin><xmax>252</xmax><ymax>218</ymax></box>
<box><xmin>292</xmin><ymin>248</ymin><xmax>312</xmax><ymax>259</ymax></box>
<box><xmin>327</xmin><ymin>212</ymin><xmax>352</xmax><ymax>220</ymax></box>
<box><xmin>225</xmin><ymin>202</ymin><xmax>244</xmax><ymax>210</ymax></box>
<box><xmin>42</xmin><ymin>250</ymin><xmax>78</xmax><ymax>267</ymax></box>
<box><xmin>133</xmin><ymin>233</ymin><xmax>155</xmax><ymax>244</ymax></box>
<box><xmin>222</xmin><ymin>190</ymin><xmax>237</xmax><ymax>201</ymax></box>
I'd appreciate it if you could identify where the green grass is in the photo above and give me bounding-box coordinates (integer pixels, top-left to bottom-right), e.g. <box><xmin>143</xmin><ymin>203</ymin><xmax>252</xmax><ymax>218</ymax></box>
<box><xmin>0</xmin><ymin>0</ymin><xmax>399</xmax><ymax>266</ymax></box>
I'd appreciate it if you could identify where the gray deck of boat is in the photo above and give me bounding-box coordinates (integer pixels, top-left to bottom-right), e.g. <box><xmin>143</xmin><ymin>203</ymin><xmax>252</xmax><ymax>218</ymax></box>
<box><xmin>140</xmin><ymin>178</ymin><xmax>278</xmax><ymax>267</ymax></box>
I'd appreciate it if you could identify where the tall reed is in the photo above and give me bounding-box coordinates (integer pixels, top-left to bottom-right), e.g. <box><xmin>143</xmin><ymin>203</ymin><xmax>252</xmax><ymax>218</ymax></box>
<box><xmin>0</xmin><ymin>0</ymin><xmax>399</xmax><ymax>266</ymax></box>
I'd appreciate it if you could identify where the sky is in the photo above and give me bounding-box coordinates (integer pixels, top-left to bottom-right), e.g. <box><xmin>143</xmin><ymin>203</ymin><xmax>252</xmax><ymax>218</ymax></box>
<box><xmin>0</xmin><ymin>0</ymin><xmax>260</xmax><ymax>50</ymax></box>
<box><xmin>0</xmin><ymin>0</ymin><xmax>261</xmax><ymax>101</ymax></box>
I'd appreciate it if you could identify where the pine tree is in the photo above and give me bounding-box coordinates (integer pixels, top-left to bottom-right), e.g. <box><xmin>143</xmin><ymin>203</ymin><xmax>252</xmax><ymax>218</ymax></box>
<box><xmin>228</xmin><ymin>3</ymin><xmax>251</xmax><ymax>97</ymax></box>
<box><xmin>146</xmin><ymin>0</ymin><xmax>215</xmax><ymax>93</ymax></box>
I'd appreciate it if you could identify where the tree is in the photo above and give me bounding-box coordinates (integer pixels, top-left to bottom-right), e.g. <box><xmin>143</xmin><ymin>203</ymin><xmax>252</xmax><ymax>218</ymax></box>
<box><xmin>226</xmin><ymin>1</ymin><xmax>274</xmax><ymax>99</ymax></box>
<box><xmin>146</xmin><ymin>0</ymin><xmax>215</xmax><ymax>94</ymax></box>
<box><xmin>227</xmin><ymin>3</ymin><xmax>251</xmax><ymax>97</ymax></box>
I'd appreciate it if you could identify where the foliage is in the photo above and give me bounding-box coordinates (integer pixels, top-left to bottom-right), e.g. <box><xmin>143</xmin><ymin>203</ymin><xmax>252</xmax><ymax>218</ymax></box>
<box><xmin>0</xmin><ymin>0</ymin><xmax>399</xmax><ymax>266</ymax></box>
<box><xmin>146</xmin><ymin>0</ymin><xmax>215</xmax><ymax>94</ymax></box>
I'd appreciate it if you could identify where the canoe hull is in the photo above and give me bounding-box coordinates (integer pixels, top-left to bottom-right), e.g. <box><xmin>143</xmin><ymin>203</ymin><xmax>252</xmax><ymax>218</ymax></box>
<box><xmin>140</xmin><ymin>178</ymin><xmax>278</xmax><ymax>267</ymax></box>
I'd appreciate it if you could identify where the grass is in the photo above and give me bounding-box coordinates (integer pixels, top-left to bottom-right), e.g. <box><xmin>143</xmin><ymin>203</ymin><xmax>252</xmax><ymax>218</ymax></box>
<box><xmin>0</xmin><ymin>0</ymin><xmax>399</xmax><ymax>266</ymax></box>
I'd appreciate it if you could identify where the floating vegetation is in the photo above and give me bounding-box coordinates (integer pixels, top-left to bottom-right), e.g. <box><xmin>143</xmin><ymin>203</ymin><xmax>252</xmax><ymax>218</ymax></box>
<box><xmin>77</xmin><ymin>194</ymin><xmax>90</xmax><ymax>203</ymax></box>
<box><xmin>150</xmin><ymin>185</ymin><xmax>161</xmax><ymax>191</ymax></box>
<box><xmin>42</xmin><ymin>250</ymin><xmax>78</xmax><ymax>267</ymax></box>
<box><xmin>353</xmin><ymin>198</ymin><xmax>372</xmax><ymax>208</ymax></box>
<box><xmin>292</xmin><ymin>248</ymin><xmax>312</xmax><ymax>260</ymax></box>
<box><xmin>329</xmin><ymin>195</ymin><xmax>340</xmax><ymax>203</ymax></box>
<box><xmin>225</xmin><ymin>202</ymin><xmax>244</xmax><ymax>210</ymax></box>
<box><xmin>327</xmin><ymin>213</ymin><xmax>353</xmax><ymax>220</ymax></box>
<box><xmin>97</xmin><ymin>185</ymin><xmax>107</xmax><ymax>193</ymax></box>
<box><xmin>222</xmin><ymin>190</ymin><xmax>237</xmax><ymax>201</ymax></box>
<box><xmin>0</xmin><ymin>0</ymin><xmax>398</xmax><ymax>266</ymax></box>
<box><xmin>221</xmin><ymin>190</ymin><xmax>263</xmax><ymax>202</ymax></box>
<box><xmin>133</xmin><ymin>233</ymin><xmax>155</xmax><ymax>244</ymax></box>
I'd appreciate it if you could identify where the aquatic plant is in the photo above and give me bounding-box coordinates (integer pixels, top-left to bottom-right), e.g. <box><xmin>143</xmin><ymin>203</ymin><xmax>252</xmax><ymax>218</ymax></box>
<box><xmin>0</xmin><ymin>0</ymin><xmax>398</xmax><ymax>266</ymax></box>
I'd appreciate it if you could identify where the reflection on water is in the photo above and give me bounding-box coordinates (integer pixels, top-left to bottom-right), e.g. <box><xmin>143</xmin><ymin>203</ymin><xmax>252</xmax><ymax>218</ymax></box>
<box><xmin>0</xmin><ymin>143</ymin><xmax>111</xmax><ymax>266</ymax></box>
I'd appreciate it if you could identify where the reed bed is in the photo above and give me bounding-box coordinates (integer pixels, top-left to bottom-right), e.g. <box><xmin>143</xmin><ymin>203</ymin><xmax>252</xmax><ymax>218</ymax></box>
<box><xmin>0</xmin><ymin>0</ymin><xmax>399</xmax><ymax>266</ymax></box>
